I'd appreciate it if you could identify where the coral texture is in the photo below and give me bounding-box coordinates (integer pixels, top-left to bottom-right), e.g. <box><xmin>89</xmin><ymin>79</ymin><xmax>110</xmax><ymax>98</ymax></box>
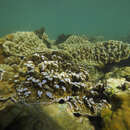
<box><xmin>2</xmin><ymin>32</ymin><xmax>47</xmax><ymax>56</ymax></box>
<box><xmin>59</xmin><ymin>39</ymin><xmax>130</xmax><ymax>67</ymax></box>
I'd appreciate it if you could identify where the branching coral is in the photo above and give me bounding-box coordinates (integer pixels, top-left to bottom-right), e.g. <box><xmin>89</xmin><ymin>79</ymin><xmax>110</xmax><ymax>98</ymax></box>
<box><xmin>5</xmin><ymin>51</ymin><xmax>109</xmax><ymax>115</ymax></box>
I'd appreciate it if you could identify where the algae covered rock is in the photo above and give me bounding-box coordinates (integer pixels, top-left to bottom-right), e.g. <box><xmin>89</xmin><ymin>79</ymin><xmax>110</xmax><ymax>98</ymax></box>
<box><xmin>101</xmin><ymin>91</ymin><xmax>130</xmax><ymax>130</ymax></box>
<box><xmin>0</xmin><ymin>103</ymin><xmax>95</xmax><ymax>130</ymax></box>
<box><xmin>105</xmin><ymin>78</ymin><xmax>130</xmax><ymax>96</ymax></box>
<box><xmin>105</xmin><ymin>66</ymin><xmax>130</xmax><ymax>80</ymax></box>
<box><xmin>0</xmin><ymin>64</ymin><xmax>17</xmax><ymax>111</ymax></box>
<box><xmin>2</xmin><ymin>32</ymin><xmax>47</xmax><ymax>56</ymax></box>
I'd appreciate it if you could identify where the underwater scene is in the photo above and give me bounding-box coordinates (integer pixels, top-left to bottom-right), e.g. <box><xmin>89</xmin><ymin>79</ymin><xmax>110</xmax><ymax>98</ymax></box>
<box><xmin>0</xmin><ymin>0</ymin><xmax>130</xmax><ymax>130</ymax></box>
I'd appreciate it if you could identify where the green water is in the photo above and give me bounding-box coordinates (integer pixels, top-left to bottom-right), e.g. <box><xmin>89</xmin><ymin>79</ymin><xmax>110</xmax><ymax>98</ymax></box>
<box><xmin>0</xmin><ymin>0</ymin><xmax>130</xmax><ymax>39</ymax></box>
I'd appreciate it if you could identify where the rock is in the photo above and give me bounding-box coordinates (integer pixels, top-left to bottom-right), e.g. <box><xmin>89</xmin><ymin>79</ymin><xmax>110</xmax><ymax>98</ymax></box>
<box><xmin>105</xmin><ymin>78</ymin><xmax>126</xmax><ymax>94</ymax></box>
<box><xmin>101</xmin><ymin>91</ymin><xmax>130</xmax><ymax>130</ymax></box>
<box><xmin>105</xmin><ymin>77</ymin><xmax>130</xmax><ymax>96</ymax></box>
<box><xmin>105</xmin><ymin>66</ymin><xmax>130</xmax><ymax>80</ymax></box>
<box><xmin>0</xmin><ymin>103</ymin><xmax>95</xmax><ymax>130</ymax></box>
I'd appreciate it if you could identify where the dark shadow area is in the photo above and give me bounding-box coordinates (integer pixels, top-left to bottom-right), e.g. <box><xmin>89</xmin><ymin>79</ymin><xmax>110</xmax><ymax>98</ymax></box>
<box><xmin>85</xmin><ymin>94</ymin><xmax>125</xmax><ymax>130</ymax></box>
<box><xmin>110</xmin><ymin>95</ymin><xmax>123</xmax><ymax>112</ymax></box>
<box><xmin>34</xmin><ymin>27</ymin><xmax>51</xmax><ymax>48</ymax></box>
<box><xmin>0</xmin><ymin>103</ymin><xmax>62</xmax><ymax>130</ymax></box>
<box><xmin>34</xmin><ymin>27</ymin><xmax>45</xmax><ymax>39</ymax></box>
<box><xmin>100</xmin><ymin>56</ymin><xmax>130</xmax><ymax>74</ymax></box>
<box><xmin>55</xmin><ymin>33</ymin><xmax>71</xmax><ymax>44</ymax></box>
<box><xmin>87</xmin><ymin>115</ymin><xmax>103</xmax><ymax>130</ymax></box>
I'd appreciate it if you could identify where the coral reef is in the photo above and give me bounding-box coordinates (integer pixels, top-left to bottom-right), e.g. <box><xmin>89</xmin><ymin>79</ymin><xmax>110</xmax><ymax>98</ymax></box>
<box><xmin>8</xmin><ymin>51</ymin><xmax>109</xmax><ymax>115</ymax></box>
<box><xmin>0</xmin><ymin>31</ymin><xmax>130</xmax><ymax>130</ymax></box>
<box><xmin>87</xmin><ymin>35</ymin><xmax>104</xmax><ymax>43</ymax></box>
<box><xmin>34</xmin><ymin>27</ymin><xmax>53</xmax><ymax>48</ymax></box>
<box><xmin>60</xmin><ymin>34</ymin><xmax>89</xmax><ymax>45</ymax></box>
<box><xmin>94</xmin><ymin>40</ymin><xmax>130</xmax><ymax>64</ymax></box>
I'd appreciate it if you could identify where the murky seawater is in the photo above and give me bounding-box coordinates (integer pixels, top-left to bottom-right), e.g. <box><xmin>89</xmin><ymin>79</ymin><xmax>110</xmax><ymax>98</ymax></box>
<box><xmin>0</xmin><ymin>0</ymin><xmax>130</xmax><ymax>40</ymax></box>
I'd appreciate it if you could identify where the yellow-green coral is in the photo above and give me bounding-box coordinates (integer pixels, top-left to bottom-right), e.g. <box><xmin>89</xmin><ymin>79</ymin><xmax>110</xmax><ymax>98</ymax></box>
<box><xmin>0</xmin><ymin>64</ymin><xmax>15</xmax><ymax>81</ymax></box>
<box><xmin>62</xmin><ymin>34</ymin><xmax>89</xmax><ymax>44</ymax></box>
<box><xmin>94</xmin><ymin>40</ymin><xmax>130</xmax><ymax>64</ymax></box>
<box><xmin>2</xmin><ymin>32</ymin><xmax>47</xmax><ymax>56</ymax></box>
<box><xmin>59</xmin><ymin>40</ymin><xmax>130</xmax><ymax>68</ymax></box>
